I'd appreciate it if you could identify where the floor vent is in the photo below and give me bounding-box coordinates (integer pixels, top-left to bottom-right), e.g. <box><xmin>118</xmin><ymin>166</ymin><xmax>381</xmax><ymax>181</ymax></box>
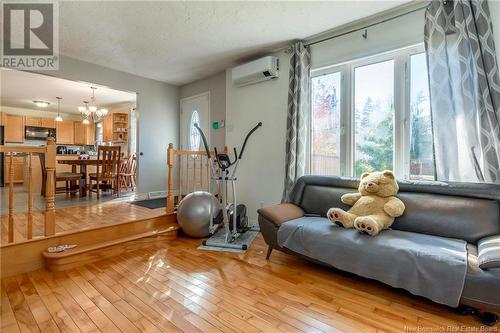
<box><xmin>148</xmin><ymin>191</ymin><xmax>167</xmax><ymax>199</ymax></box>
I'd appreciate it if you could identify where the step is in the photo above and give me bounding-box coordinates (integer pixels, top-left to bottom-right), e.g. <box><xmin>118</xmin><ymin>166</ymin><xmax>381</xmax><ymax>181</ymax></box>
<box><xmin>42</xmin><ymin>225</ymin><xmax>179</xmax><ymax>272</ymax></box>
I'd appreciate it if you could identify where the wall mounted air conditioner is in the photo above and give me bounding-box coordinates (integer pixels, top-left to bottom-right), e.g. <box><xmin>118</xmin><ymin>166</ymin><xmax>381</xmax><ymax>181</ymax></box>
<box><xmin>231</xmin><ymin>56</ymin><xmax>279</xmax><ymax>87</ymax></box>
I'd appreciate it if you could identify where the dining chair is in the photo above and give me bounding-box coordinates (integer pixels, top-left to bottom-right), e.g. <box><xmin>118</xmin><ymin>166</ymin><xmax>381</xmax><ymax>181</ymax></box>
<box><xmin>119</xmin><ymin>153</ymin><xmax>137</xmax><ymax>192</ymax></box>
<box><xmin>39</xmin><ymin>153</ymin><xmax>82</xmax><ymax>196</ymax></box>
<box><xmin>89</xmin><ymin>146</ymin><xmax>121</xmax><ymax>199</ymax></box>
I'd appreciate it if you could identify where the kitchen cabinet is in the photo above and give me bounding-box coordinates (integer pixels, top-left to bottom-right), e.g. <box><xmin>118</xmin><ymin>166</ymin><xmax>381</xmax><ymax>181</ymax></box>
<box><xmin>4</xmin><ymin>156</ymin><xmax>25</xmax><ymax>184</ymax></box>
<box><xmin>4</xmin><ymin>114</ymin><xmax>25</xmax><ymax>143</ymax></box>
<box><xmin>56</xmin><ymin>120</ymin><xmax>74</xmax><ymax>144</ymax></box>
<box><xmin>41</xmin><ymin>118</ymin><xmax>56</xmax><ymax>128</ymax></box>
<box><xmin>85</xmin><ymin>123</ymin><xmax>95</xmax><ymax>145</ymax></box>
<box><xmin>102</xmin><ymin>113</ymin><xmax>128</xmax><ymax>143</ymax></box>
<box><xmin>25</xmin><ymin>117</ymin><xmax>42</xmax><ymax>127</ymax></box>
<box><xmin>74</xmin><ymin>121</ymin><xmax>86</xmax><ymax>145</ymax></box>
<box><xmin>74</xmin><ymin>121</ymin><xmax>95</xmax><ymax>145</ymax></box>
<box><xmin>25</xmin><ymin>117</ymin><xmax>56</xmax><ymax>128</ymax></box>
<box><xmin>0</xmin><ymin>112</ymin><xmax>4</xmax><ymax>126</ymax></box>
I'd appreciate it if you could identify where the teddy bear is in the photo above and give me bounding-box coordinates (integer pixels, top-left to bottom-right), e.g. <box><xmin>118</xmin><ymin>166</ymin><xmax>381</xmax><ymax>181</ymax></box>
<box><xmin>327</xmin><ymin>170</ymin><xmax>405</xmax><ymax>236</ymax></box>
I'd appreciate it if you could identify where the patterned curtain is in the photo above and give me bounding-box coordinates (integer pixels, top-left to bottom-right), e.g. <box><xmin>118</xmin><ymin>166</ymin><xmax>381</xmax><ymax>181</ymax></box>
<box><xmin>424</xmin><ymin>0</ymin><xmax>500</xmax><ymax>183</ymax></box>
<box><xmin>282</xmin><ymin>41</ymin><xmax>311</xmax><ymax>201</ymax></box>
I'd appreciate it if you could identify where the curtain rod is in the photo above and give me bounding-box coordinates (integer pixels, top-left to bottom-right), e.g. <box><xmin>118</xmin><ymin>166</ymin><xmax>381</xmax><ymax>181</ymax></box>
<box><xmin>305</xmin><ymin>4</ymin><xmax>429</xmax><ymax>47</ymax></box>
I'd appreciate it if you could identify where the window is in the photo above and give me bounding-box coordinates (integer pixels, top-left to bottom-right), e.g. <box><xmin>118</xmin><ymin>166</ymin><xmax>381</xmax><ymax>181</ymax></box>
<box><xmin>354</xmin><ymin>60</ymin><xmax>394</xmax><ymax>177</ymax></box>
<box><xmin>310</xmin><ymin>45</ymin><xmax>435</xmax><ymax>180</ymax></box>
<box><xmin>311</xmin><ymin>72</ymin><xmax>341</xmax><ymax>175</ymax></box>
<box><xmin>189</xmin><ymin>110</ymin><xmax>201</xmax><ymax>151</ymax></box>
<box><xmin>409</xmin><ymin>53</ymin><xmax>434</xmax><ymax>180</ymax></box>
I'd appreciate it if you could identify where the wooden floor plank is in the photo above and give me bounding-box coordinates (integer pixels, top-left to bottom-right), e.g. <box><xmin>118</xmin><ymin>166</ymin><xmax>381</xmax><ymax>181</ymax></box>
<box><xmin>2</xmin><ymin>234</ymin><xmax>497</xmax><ymax>333</ymax></box>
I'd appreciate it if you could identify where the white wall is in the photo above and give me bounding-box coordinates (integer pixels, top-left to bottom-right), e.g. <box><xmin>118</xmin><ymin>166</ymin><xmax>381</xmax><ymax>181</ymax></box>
<box><xmin>490</xmin><ymin>1</ymin><xmax>500</xmax><ymax>65</ymax></box>
<box><xmin>47</xmin><ymin>56</ymin><xmax>179</xmax><ymax>193</ymax></box>
<box><xmin>225</xmin><ymin>50</ymin><xmax>291</xmax><ymax>223</ymax></box>
<box><xmin>180</xmin><ymin>72</ymin><xmax>226</xmax><ymax>148</ymax></box>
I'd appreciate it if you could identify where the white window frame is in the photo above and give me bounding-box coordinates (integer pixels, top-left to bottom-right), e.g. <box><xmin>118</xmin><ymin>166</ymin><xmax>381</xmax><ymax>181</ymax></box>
<box><xmin>310</xmin><ymin>43</ymin><xmax>426</xmax><ymax>179</ymax></box>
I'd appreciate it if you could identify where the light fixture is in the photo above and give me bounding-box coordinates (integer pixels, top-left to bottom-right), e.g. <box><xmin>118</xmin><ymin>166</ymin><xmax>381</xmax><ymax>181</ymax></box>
<box><xmin>96</xmin><ymin>122</ymin><xmax>102</xmax><ymax>128</ymax></box>
<box><xmin>55</xmin><ymin>97</ymin><xmax>63</xmax><ymax>122</ymax></box>
<box><xmin>33</xmin><ymin>100</ymin><xmax>50</xmax><ymax>108</ymax></box>
<box><xmin>78</xmin><ymin>87</ymin><xmax>109</xmax><ymax>124</ymax></box>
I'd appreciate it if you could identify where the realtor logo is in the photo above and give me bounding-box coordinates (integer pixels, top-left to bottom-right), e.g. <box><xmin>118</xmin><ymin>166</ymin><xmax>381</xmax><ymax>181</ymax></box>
<box><xmin>1</xmin><ymin>2</ymin><xmax>59</xmax><ymax>69</ymax></box>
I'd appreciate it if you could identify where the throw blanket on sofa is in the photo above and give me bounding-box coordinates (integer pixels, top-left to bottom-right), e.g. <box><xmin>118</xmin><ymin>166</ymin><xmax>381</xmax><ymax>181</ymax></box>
<box><xmin>277</xmin><ymin>217</ymin><xmax>468</xmax><ymax>307</ymax></box>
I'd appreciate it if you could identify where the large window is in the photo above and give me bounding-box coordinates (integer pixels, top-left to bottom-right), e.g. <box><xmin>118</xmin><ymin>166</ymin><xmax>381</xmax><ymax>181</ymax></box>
<box><xmin>310</xmin><ymin>45</ymin><xmax>435</xmax><ymax>180</ymax></box>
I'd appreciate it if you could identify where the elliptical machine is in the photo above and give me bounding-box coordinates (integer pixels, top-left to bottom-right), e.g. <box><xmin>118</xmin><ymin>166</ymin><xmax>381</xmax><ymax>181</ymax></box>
<box><xmin>194</xmin><ymin>122</ymin><xmax>262</xmax><ymax>250</ymax></box>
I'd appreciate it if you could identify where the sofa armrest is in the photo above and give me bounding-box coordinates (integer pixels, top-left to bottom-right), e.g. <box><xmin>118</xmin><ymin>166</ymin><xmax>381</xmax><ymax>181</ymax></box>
<box><xmin>478</xmin><ymin>235</ymin><xmax>500</xmax><ymax>269</ymax></box>
<box><xmin>257</xmin><ymin>203</ymin><xmax>304</xmax><ymax>226</ymax></box>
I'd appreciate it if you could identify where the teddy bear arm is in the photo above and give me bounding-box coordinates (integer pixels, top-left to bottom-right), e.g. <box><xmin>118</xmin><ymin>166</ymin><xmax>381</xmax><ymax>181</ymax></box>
<box><xmin>383</xmin><ymin>197</ymin><xmax>405</xmax><ymax>218</ymax></box>
<box><xmin>341</xmin><ymin>193</ymin><xmax>362</xmax><ymax>206</ymax></box>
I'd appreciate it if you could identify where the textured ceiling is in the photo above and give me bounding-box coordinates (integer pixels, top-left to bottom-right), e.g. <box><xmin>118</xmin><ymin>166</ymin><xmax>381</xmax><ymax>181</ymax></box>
<box><xmin>59</xmin><ymin>1</ymin><xmax>409</xmax><ymax>85</ymax></box>
<box><xmin>1</xmin><ymin>69</ymin><xmax>136</xmax><ymax>114</ymax></box>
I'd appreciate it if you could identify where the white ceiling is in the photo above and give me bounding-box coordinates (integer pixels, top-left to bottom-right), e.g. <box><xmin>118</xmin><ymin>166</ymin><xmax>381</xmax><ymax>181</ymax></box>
<box><xmin>59</xmin><ymin>1</ymin><xmax>409</xmax><ymax>85</ymax></box>
<box><xmin>0</xmin><ymin>68</ymin><xmax>136</xmax><ymax>114</ymax></box>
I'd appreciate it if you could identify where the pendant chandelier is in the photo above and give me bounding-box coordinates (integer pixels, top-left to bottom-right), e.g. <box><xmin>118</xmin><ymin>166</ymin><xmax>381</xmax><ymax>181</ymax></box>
<box><xmin>78</xmin><ymin>87</ymin><xmax>108</xmax><ymax>124</ymax></box>
<box><xmin>55</xmin><ymin>97</ymin><xmax>63</xmax><ymax>122</ymax></box>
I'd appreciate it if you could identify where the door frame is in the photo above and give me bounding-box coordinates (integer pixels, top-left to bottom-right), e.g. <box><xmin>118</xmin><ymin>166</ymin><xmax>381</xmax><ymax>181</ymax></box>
<box><xmin>179</xmin><ymin>91</ymin><xmax>211</xmax><ymax>149</ymax></box>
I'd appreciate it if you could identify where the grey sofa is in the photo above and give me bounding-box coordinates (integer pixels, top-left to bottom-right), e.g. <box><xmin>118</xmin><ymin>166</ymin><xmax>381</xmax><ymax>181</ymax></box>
<box><xmin>258</xmin><ymin>176</ymin><xmax>500</xmax><ymax>315</ymax></box>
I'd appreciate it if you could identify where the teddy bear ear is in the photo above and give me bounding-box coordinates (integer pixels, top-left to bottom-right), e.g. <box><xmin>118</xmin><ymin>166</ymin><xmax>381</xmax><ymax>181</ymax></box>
<box><xmin>382</xmin><ymin>170</ymin><xmax>395</xmax><ymax>179</ymax></box>
<box><xmin>361</xmin><ymin>172</ymin><xmax>370</xmax><ymax>179</ymax></box>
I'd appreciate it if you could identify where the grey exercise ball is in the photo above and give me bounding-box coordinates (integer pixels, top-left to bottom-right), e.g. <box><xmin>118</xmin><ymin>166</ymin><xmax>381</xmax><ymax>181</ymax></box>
<box><xmin>177</xmin><ymin>191</ymin><xmax>219</xmax><ymax>238</ymax></box>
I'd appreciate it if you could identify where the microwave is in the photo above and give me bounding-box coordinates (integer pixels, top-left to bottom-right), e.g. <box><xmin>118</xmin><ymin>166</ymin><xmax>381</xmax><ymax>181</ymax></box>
<box><xmin>25</xmin><ymin>126</ymin><xmax>56</xmax><ymax>141</ymax></box>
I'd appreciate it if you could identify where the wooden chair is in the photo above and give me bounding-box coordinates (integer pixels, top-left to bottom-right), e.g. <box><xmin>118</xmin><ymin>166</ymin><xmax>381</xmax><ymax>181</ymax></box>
<box><xmin>39</xmin><ymin>154</ymin><xmax>82</xmax><ymax>196</ymax></box>
<box><xmin>89</xmin><ymin>146</ymin><xmax>121</xmax><ymax>199</ymax></box>
<box><xmin>119</xmin><ymin>153</ymin><xmax>137</xmax><ymax>191</ymax></box>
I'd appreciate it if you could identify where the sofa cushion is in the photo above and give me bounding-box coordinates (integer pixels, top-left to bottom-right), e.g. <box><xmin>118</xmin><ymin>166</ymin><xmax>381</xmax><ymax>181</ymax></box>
<box><xmin>277</xmin><ymin>217</ymin><xmax>468</xmax><ymax>307</ymax></box>
<box><xmin>392</xmin><ymin>193</ymin><xmax>500</xmax><ymax>243</ymax></box>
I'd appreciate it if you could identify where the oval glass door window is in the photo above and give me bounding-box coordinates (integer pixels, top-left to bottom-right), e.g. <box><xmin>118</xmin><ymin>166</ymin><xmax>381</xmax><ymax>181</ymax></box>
<box><xmin>189</xmin><ymin>110</ymin><xmax>201</xmax><ymax>151</ymax></box>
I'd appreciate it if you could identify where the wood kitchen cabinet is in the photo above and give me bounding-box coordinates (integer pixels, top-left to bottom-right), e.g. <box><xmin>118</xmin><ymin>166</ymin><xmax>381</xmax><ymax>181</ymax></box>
<box><xmin>0</xmin><ymin>112</ymin><xmax>4</xmax><ymax>126</ymax></box>
<box><xmin>4</xmin><ymin>156</ymin><xmax>25</xmax><ymax>184</ymax></box>
<box><xmin>25</xmin><ymin>117</ymin><xmax>56</xmax><ymax>128</ymax></box>
<box><xmin>25</xmin><ymin>117</ymin><xmax>42</xmax><ymax>127</ymax></box>
<box><xmin>56</xmin><ymin>120</ymin><xmax>74</xmax><ymax>144</ymax></box>
<box><xmin>41</xmin><ymin>118</ymin><xmax>56</xmax><ymax>128</ymax></box>
<box><xmin>74</xmin><ymin>121</ymin><xmax>95</xmax><ymax>145</ymax></box>
<box><xmin>102</xmin><ymin>113</ymin><xmax>128</xmax><ymax>143</ymax></box>
<box><xmin>74</xmin><ymin>121</ymin><xmax>86</xmax><ymax>144</ymax></box>
<box><xmin>4</xmin><ymin>114</ymin><xmax>25</xmax><ymax>143</ymax></box>
<box><xmin>85</xmin><ymin>123</ymin><xmax>95</xmax><ymax>145</ymax></box>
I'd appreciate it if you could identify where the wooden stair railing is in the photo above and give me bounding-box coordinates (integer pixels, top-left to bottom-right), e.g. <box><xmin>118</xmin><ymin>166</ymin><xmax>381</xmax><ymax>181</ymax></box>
<box><xmin>166</xmin><ymin>143</ymin><xmax>226</xmax><ymax>214</ymax></box>
<box><xmin>0</xmin><ymin>137</ymin><xmax>57</xmax><ymax>243</ymax></box>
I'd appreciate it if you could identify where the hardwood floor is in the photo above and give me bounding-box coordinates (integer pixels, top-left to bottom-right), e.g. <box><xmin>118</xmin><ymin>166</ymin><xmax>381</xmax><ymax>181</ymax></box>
<box><xmin>0</xmin><ymin>201</ymin><xmax>166</xmax><ymax>245</ymax></box>
<box><xmin>2</xmin><ymin>235</ymin><xmax>496</xmax><ymax>333</ymax></box>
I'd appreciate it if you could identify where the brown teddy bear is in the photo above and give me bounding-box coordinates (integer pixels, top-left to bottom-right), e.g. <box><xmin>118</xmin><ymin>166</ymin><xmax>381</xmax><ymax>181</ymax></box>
<box><xmin>327</xmin><ymin>170</ymin><xmax>405</xmax><ymax>236</ymax></box>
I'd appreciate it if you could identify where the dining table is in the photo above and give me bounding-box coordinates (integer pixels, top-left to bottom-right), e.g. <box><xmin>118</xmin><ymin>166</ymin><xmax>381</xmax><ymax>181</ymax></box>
<box><xmin>57</xmin><ymin>157</ymin><xmax>128</xmax><ymax>197</ymax></box>
<box><xmin>57</xmin><ymin>158</ymin><xmax>100</xmax><ymax>197</ymax></box>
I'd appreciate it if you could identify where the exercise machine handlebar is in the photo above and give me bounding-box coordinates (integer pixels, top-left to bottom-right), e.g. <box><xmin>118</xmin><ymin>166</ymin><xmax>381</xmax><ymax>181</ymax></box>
<box><xmin>239</xmin><ymin>122</ymin><xmax>262</xmax><ymax>159</ymax></box>
<box><xmin>194</xmin><ymin>123</ymin><xmax>211</xmax><ymax>159</ymax></box>
<box><xmin>194</xmin><ymin>121</ymin><xmax>262</xmax><ymax>163</ymax></box>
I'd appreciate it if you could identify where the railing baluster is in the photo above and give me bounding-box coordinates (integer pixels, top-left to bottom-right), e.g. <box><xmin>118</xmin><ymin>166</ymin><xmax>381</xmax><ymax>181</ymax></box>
<box><xmin>166</xmin><ymin>143</ymin><xmax>175</xmax><ymax>214</ymax></box>
<box><xmin>27</xmin><ymin>153</ymin><xmax>33</xmax><ymax>240</ymax></box>
<box><xmin>8</xmin><ymin>153</ymin><xmax>14</xmax><ymax>243</ymax></box>
<box><xmin>185</xmin><ymin>155</ymin><xmax>189</xmax><ymax>196</ymax></box>
<box><xmin>44</xmin><ymin>138</ymin><xmax>56</xmax><ymax>236</ymax></box>
<box><xmin>177</xmin><ymin>154</ymin><xmax>182</xmax><ymax>204</ymax></box>
<box><xmin>192</xmin><ymin>155</ymin><xmax>197</xmax><ymax>192</ymax></box>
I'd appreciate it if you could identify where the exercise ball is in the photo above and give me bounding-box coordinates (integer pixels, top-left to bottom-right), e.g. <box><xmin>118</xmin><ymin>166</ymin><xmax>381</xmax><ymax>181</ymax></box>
<box><xmin>177</xmin><ymin>191</ymin><xmax>219</xmax><ymax>238</ymax></box>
